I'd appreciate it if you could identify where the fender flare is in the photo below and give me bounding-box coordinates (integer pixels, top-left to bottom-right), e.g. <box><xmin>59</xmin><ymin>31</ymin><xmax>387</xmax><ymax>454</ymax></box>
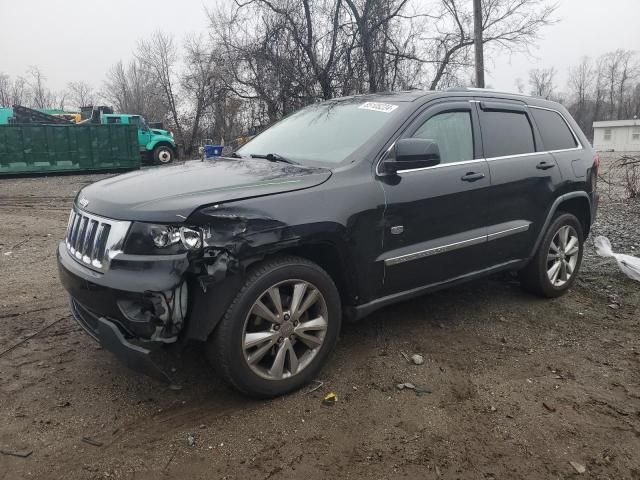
<box><xmin>529</xmin><ymin>191</ymin><xmax>592</xmax><ymax>257</ymax></box>
<box><xmin>146</xmin><ymin>139</ymin><xmax>176</xmax><ymax>152</ymax></box>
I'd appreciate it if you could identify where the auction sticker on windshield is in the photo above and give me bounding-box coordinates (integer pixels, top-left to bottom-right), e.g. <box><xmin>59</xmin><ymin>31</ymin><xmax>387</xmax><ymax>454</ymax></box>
<box><xmin>358</xmin><ymin>102</ymin><xmax>399</xmax><ymax>113</ymax></box>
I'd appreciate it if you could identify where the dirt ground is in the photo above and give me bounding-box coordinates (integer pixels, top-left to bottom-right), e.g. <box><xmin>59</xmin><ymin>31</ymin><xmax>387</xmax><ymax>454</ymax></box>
<box><xmin>1</xmin><ymin>159</ymin><xmax>639</xmax><ymax>480</ymax></box>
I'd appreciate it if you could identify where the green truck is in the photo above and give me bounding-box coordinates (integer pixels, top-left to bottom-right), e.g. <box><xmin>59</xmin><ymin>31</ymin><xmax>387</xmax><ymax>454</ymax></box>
<box><xmin>100</xmin><ymin>114</ymin><xmax>178</xmax><ymax>164</ymax></box>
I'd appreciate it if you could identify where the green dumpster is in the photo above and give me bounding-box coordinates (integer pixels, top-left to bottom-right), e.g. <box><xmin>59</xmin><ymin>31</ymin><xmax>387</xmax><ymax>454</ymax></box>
<box><xmin>0</xmin><ymin>124</ymin><xmax>140</xmax><ymax>175</ymax></box>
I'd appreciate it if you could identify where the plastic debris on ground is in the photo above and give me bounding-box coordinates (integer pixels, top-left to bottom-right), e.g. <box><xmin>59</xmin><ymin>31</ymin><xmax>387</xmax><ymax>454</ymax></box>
<box><xmin>594</xmin><ymin>236</ymin><xmax>640</xmax><ymax>281</ymax></box>
<box><xmin>322</xmin><ymin>392</ymin><xmax>338</xmax><ymax>406</ymax></box>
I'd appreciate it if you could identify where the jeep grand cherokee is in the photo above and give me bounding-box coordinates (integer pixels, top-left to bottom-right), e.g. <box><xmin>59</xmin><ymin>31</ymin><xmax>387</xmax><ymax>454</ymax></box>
<box><xmin>58</xmin><ymin>89</ymin><xmax>599</xmax><ymax>397</ymax></box>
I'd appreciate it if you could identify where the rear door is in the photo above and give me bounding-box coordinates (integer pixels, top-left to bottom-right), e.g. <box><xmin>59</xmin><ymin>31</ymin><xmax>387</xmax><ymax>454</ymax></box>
<box><xmin>378</xmin><ymin>100</ymin><xmax>492</xmax><ymax>296</ymax></box>
<box><xmin>477</xmin><ymin>100</ymin><xmax>563</xmax><ymax>263</ymax></box>
<box><xmin>529</xmin><ymin>106</ymin><xmax>586</xmax><ymax>180</ymax></box>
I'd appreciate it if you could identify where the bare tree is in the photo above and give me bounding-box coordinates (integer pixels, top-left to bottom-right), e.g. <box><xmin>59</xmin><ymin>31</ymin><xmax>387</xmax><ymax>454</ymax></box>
<box><xmin>428</xmin><ymin>0</ymin><xmax>557</xmax><ymax>90</ymax></box>
<box><xmin>528</xmin><ymin>67</ymin><xmax>556</xmax><ymax>99</ymax></box>
<box><xmin>567</xmin><ymin>56</ymin><xmax>593</xmax><ymax>132</ymax></box>
<box><xmin>616</xmin><ymin>50</ymin><xmax>638</xmax><ymax>118</ymax></box>
<box><xmin>0</xmin><ymin>73</ymin><xmax>11</xmax><ymax>106</ymax></box>
<box><xmin>26</xmin><ymin>66</ymin><xmax>57</xmax><ymax>108</ymax></box>
<box><xmin>181</xmin><ymin>34</ymin><xmax>219</xmax><ymax>153</ymax></box>
<box><xmin>67</xmin><ymin>81</ymin><xmax>95</xmax><ymax>110</ymax></box>
<box><xmin>103</xmin><ymin>59</ymin><xmax>168</xmax><ymax>120</ymax></box>
<box><xmin>136</xmin><ymin>31</ymin><xmax>184</xmax><ymax>146</ymax></box>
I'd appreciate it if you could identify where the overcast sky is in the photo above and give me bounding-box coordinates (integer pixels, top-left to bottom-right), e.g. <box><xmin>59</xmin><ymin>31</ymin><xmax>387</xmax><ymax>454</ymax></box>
<box><xmin>1</xmin><ymin>0</ymin><xmax>639</xmax><ymax>96</ymax></box>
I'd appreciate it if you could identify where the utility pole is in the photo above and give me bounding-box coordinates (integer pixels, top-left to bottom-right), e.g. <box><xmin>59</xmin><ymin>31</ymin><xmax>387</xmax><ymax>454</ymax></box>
<box><xmin>473</xmin><ymin>0</ymin><xmax>485</xmax><ymax>88</ymax></box>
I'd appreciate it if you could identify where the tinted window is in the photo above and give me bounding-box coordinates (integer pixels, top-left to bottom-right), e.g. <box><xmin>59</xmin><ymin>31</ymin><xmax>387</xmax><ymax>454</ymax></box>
<box><xmin>481</xmin><ymin>111</ymin><xmax>535</xmax><ymax>158</ymax></box>
<box><xmin>531</xmin><ymin>108</ymin><xmax>577</xmax><ymax>151</ymax></box>
<box><xmin>106</xmin><ymin>117</ymin><xmax>121</xmax><ymax>124</ymax></box>
<box><xmin>412</xmin><ymin>111</ymin><xmax>473</xmax><ymax>164</ymax></box>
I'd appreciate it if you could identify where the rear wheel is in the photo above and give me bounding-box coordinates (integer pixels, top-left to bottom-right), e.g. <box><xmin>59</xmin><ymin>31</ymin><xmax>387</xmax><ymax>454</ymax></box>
<box><xmin>153</xmin><ymin>145</ymin><xmax>174</xmax><ymax>164</ymax></box>
<box><xmin>519</xmin><ymin>212</ymin><xmax>584</xmax><ymax>298</ymax></box>
<box><xmin>206</xmin><ymin>256</ymin><xmax>341</xmax><ymax>398</ymax></box>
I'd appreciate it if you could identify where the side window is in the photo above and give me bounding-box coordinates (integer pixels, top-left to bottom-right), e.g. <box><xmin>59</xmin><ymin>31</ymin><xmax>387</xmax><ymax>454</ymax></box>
<box><xmin>411</xmin><ymin>111</ymin><xmax>473</xmax><ymax>164</ymax></box>
<box><xmin>106</xmin><ymin>117</ymin><xmax>121</xmax><ymax>124</ymax></box>
<box><xmin>481</xmin><ymin>110</ymin><xmax>535</xmax><ymax>158</ymax></box>
<box><xmin>631</xmin><ymin>127</ymin><xmax>640</xmax><ymax>142</ymax></box>
<box><xmin>604</xmin><ymin>129</ymin><xmax>612</xmax><ymax>141</ymax></box>
<box><xmin>531</xmin><ymin>108</ymin><xmax>578</xmax><ymax>151</ymax></box>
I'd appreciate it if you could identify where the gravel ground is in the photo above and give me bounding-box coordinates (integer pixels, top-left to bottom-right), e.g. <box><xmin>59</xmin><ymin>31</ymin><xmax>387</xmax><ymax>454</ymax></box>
<box><xmin>0</xmin><ymin>158</ymin><xmax>639</xmax><ymax>480</ymax></box>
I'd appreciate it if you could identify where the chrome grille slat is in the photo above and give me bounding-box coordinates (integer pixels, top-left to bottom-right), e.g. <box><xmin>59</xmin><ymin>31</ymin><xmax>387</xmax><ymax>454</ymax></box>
<box><xmin>91</xmin><ymin>223</ymin><xmax>105</xmax><ymax>261</ymax></box>
<box><xmin>81</xmin><ymin>220</ymin><xmax>98</xmax><ymax>262</ymax></box>
<box><xmin>74</xmin><ymin>216</ymin><xmax>88</xmax><ymax>254</ymax></box>
<box><xmin>64</xmin><ymin>208</ymin><xmax>130</xmax><ymax>273</ymax></box>
<box><xmin>69</xmin><ymin>213</ymin><xmax>82</xmax><ymax>252</ymax></box>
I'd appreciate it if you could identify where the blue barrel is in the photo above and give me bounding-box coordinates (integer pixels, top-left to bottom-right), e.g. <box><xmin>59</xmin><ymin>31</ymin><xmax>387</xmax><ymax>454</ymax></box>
<box><xmin>204</xmin><ymin>145</ymin><xmax>223</xmax><ymax>158</ymax></box>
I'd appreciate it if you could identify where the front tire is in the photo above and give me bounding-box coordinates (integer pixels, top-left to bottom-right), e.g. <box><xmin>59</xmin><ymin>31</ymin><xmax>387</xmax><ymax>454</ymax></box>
<box><xmin>519</xmin><ymin>212</ymin><xmax>584</xmax><ymax>298</ymax></box>
<box><xmin>206</xmin><ymin>256</ymin><xmax>342</xmax><ymax>398</ymax></box>
<box><xmin>153</xmin><ymin>145</ymin><xmax>174</xmax><ymax>164</ymax></box>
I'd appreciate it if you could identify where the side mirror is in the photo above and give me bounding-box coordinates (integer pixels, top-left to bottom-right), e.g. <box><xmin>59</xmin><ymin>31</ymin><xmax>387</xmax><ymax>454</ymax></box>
<box><xmin>381</xmin><ymin>138</ymin><xmax>441</xmax><ymax>174</ymax></box>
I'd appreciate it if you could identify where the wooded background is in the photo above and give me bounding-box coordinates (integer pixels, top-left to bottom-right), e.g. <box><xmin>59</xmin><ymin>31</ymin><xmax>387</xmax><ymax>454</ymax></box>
<box><xmin>1</xmin><ymin>0</ymin><xmax>639</xmax><ymax>154</ymax></box>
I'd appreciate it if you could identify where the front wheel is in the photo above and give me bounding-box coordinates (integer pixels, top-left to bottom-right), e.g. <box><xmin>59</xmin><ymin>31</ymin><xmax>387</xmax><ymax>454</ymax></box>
<box><xmin>153</xmin><ymin>145</ymin><xmax>174</xmax><ymax>164</ymax></box>
<box><xmin>206</xmin><ymin>256</ymin><xmax>342</xmax><ymax>398</ymax></box>
<box><xmin>519</xmin><ymin>212</ymin><xmax>584</xmax><ymax>298</ymax></box>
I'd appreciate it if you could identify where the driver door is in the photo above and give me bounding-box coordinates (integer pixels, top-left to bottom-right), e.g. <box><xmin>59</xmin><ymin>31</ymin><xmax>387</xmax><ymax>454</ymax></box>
<box><xmin>131</xmin><ymin>116</ymin><xmax>152</xmax><ymax>151</ymax></box>
<box><xmin>377</xmin><ymin>100</ymin><xmax>492</xmax><ymax>296</ymax></box>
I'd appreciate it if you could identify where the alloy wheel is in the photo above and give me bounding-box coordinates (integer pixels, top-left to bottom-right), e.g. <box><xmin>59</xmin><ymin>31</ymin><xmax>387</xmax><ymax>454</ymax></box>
<box><xmin>242</xmin><ymin>280</ymin><xmax>329</xmax><ymax>380</ymax></box>
<box><xmin>546</xmin><ymin>225</ymin><xmax>579</xmax><ymax>287</ymax></box>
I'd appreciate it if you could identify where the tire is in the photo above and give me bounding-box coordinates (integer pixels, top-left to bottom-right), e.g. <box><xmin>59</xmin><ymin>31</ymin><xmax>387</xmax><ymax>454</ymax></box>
<box><xmin>153</xmin><ymin>145</ymin><xmax>174</xmax><ymax>164</ymax></box>
<box><xmin>206</xmin><ymin>256</ymin><xmax>342</xmax><ymax>398</ymax></box>
<box><xmin>519</xmin><ymin>212</ymin><xmax>584</xmax><ymax>298</ymax></box>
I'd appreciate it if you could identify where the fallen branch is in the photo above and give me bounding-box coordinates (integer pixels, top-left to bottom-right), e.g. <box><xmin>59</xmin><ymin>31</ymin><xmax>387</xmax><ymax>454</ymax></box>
<box><xmin>0</xmin><ymin>316</ymin><xmax>69</xmax><ymax>359</ymax></box>
<box><xmin>0</xmin><ymin>448</ymin><xmax>32</xmax><ymax>458</ymax></box>
<box><xmin>306</xmin><ymin>380</ymin><xmax>324</xmax><ymax>394</ymax></box>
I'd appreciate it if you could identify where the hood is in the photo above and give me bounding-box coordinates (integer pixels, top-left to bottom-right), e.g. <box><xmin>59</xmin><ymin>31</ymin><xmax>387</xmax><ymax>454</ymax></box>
<box><xmin>78</xmin><ymin>158</ymin><xmax>332</xmax><ymax>223</ymax></box>
<box><xmin>151</xmin><ymin>128</ymin><xmax>171</xmax><ymax>137</ymax></box>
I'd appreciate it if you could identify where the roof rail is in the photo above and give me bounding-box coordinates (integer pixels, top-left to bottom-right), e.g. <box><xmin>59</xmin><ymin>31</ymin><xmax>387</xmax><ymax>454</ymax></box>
<box><xmin>446</xmin><ymin>87</ymin><xmax>530</xmax><ymax>97</ymax></box>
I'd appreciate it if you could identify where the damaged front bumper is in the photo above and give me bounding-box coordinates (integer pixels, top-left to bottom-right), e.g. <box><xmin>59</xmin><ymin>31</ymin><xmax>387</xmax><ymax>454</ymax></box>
<box><xmin>57</xmin><ymin>242</ymin><xmax>190</xmax><ymax>382</ymax></box>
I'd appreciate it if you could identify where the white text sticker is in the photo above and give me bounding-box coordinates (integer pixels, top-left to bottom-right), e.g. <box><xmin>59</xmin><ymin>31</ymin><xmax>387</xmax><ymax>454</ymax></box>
<box><xmin>358</xmin><ymin>102</ymin><xmax>399</xmax><ymax>113</ymax></box>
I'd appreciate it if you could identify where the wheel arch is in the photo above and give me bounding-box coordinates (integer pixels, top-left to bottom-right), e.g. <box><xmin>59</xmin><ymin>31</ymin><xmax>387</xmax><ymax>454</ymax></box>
<box><xmin>529</xmin><ymin>192</ymin><xmax>592</xmax><ymax>257</ymax></box>
<box><xmin>268</xmin><ymin>242</ymin><xmax>358</xmax><ymax>305</ymax></box>
<box><xmin>185</xmin><ymin>241</ymin><xmax>358</xmax><ymax>343</ymax></box>
<box><xmin>147</xmin><ymin>139</ymin><xmax>176</xmax><ymax>152</ymax></box>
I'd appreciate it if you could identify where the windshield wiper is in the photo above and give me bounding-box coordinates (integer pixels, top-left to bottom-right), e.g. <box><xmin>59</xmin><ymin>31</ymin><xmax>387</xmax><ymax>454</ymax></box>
<box><xmin>250</xmin><ymin>153</ymin><xmax>297</xmax><ymax>165</ymax></box>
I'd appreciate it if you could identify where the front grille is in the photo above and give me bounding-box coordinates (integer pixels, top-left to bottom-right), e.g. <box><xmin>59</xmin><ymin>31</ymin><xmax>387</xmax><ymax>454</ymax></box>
<box><xmin>65</xmin><ymin>209</ymin><xmax>130</xmax><ymax>272</ymax></box>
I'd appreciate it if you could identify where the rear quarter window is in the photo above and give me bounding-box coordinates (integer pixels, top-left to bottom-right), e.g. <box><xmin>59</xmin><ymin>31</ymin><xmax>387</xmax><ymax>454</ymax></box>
<box><xmin>531</xmin><ymin>108</ymin><xmax>578</xmax><ymax>151</ymax></box>
<box><xmin>481</xmin><ymin>111</ymin><xmax>535</xmax><ymax>158</ymax></box>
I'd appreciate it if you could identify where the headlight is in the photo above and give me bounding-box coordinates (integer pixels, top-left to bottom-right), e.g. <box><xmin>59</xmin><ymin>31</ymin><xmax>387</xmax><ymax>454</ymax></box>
<box><xmin>124</xmin><ymin>222</ymin><xmax>203</xmax><ymax>254</ymax></box>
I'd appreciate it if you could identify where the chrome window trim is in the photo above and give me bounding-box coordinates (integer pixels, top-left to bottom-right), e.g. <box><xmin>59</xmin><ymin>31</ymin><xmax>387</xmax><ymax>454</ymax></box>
<box><xmin>375</xmin><ymin>102</ymin><xmax>584</xmax><ymax>177</ymax></box>
<box><xmin>385</xmin><ymin>223</ymin><xmax>530</xmax><ymax>266</ymax></box>
<box><xmin>527</xmin><ymin>105</ymin><xmax>584</xmax><ymax>151</ymax></box>
<box><xmin>396</xmin><ymin>158</ymin><xmax>485</xmax><ymax>174</ymax></box>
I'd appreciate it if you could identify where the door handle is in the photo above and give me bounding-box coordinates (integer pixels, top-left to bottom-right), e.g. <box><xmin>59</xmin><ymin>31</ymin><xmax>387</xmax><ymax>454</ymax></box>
<box><xmin>461</xmin><ymin>172</ymin><xmax>485</xmax><ymax>182</ymax></box>
<box><xmin>536</xmin><ymin>161</ymin><xmax>556</xmax><ymax>170</ymax></box>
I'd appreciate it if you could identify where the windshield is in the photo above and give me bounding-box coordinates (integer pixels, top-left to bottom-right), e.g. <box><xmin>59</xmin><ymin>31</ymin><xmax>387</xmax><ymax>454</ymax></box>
<box><xmin>237</xmin><ymin>100</ymin><xmax>404</xmax><ymax>166</ymax></box>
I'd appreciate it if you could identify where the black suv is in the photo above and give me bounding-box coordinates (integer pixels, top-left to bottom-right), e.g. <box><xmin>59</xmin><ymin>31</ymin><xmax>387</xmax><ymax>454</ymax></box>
<box><xmin>58</xmin><ymin>89</ymin><xmax>599</xmax><ymax>397</ymax></box>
